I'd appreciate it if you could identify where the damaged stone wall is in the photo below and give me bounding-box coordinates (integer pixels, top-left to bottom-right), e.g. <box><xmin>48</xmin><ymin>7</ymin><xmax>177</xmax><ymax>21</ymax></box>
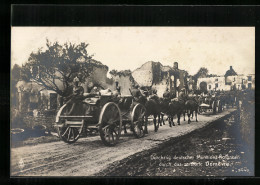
<box><xmin>83</xmin><ymin>66</ymin><xmax>115</xmax><ymax>92</ymax></box>
<box><xmin>132</xmin><ymin>61</ymin><xmax>188</xmax><ymax>97</ymax></box>
<box><xmin>132</xmin><ymin>61</ymin><xmax>154</xmax><ymax>87</ymax></box>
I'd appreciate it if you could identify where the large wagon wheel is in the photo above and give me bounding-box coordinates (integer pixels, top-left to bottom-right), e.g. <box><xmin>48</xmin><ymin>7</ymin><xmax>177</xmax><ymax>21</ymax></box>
<box><xmin>219</xmin><ymin>100</ymin><xmax>223</xmax><ymax>112</ymax></box>
<box><xmin>131</xmin><ymin>103</ymin><xmax>146</xmax><ymax>138</ymax></box>
<box><xmin>56</xmin><ymin>104</ymin><xmax>84</xmax><ymax>144</ymax></box>
<box><xmin>99</xmin><ymin>102</ymin><xmax>122</xmax><ymax>146</ymax></box>
<box><xmin>216</xmin><ymin>100</ymin><xmax>222</xmax><ymax>113</ymax></box>
<box><xmin>57</xmin><ymin>120</ymin><xmax>84</xmax><ymax>144</ymax></box>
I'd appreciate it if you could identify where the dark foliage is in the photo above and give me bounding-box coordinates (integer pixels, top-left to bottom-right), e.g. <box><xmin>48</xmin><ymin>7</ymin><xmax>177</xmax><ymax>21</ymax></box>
<box><xmin>20</xmin><ymin>39</ymin><xmax>107</xmax><ymax>97</ymax></box>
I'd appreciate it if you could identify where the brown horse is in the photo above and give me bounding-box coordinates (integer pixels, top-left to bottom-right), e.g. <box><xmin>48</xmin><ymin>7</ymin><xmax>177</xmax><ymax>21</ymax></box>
<box><xmin>127</xmin><ymin>88</ymin><xmax>161</xmax><ymax>134</ymax></box>
<box><xmin>185</xmin><ymin>99</ymin><xmax>199</xmax><ymax>124</ymax></box>
<box><xmin>143</xmin><ymin>98</ymin><xmax>161</xmax><ymax>133</ymax></box>
<box><xmin>168</xmin><ymin>98</ymin><xmax>186</xmax><ymax>126</ymax></box>
<box><xmin>160</xmin><ymin>98</ymin><xmax>185</xmax><ymax>127</ymax></box>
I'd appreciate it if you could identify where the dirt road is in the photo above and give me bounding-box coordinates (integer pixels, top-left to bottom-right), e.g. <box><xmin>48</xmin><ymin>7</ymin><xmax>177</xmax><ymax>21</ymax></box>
<box><xmin>11</xmin><ymin>109</ymin><xmax>236</xmax><ymax>176</ymax></box>
<box><xmin>97</xmin><ymin>109</ymin><xmax>253</xmax><ymax>176</ymax></box>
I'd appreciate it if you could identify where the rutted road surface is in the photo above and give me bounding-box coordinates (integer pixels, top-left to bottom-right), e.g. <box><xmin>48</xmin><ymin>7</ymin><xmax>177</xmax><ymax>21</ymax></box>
<box><xmin>11</xmin><ymin>109</ymin><xmax>236</xmax><ymax>176</ymax></box>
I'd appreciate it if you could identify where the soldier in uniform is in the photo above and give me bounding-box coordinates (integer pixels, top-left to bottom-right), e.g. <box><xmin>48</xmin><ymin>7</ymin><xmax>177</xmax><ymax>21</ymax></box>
<box><xmin>130</xmin><ymin>84</ymin><xmax>146</xmax><ymax>105</ymax></box>
<box><xmin>163</xmin><ymin>87</ymin><xmax>171</xmax><ymax>100</ymax></box>
<box><xmin>115</xmin><ymin>81</ymin><xmax>121</xmax><ymax>94</ymax></box>
<box><xmin>149</xmin><ymin>89</ymin><xmax>160</xmax><ymax>105</ymax></box>
<box><xmin>188</xmin><ymin>90</ymin><xmax>199</xmax><ymax>104</ymax></box>
<box><xmin>66</xmin><ymin>77</ymin><xmax>85</xmax><ymax>115</ymax></box>
<box><xmin>90</xmin><ymin>86</ymin><xmax>99</xmax><ymax>94</ymax></box>
<box><xmin>178</xmin><ymin>88</ymin><xmax>187</xmax><ymax>103</ymax></box>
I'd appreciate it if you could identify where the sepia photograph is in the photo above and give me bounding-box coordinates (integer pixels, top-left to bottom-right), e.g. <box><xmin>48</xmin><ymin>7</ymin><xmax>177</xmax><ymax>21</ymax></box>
<box><xmin>10</xmin><ymin>27</ymin><xmax>255</xmax><ymax>176</ymax></box>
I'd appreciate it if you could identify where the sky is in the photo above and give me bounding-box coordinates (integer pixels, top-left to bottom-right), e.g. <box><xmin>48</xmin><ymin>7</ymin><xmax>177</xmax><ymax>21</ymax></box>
<box><xmin>11</xmin><ymin>27</ymin><xmax>255</xmax><ymax>76</ymax></box>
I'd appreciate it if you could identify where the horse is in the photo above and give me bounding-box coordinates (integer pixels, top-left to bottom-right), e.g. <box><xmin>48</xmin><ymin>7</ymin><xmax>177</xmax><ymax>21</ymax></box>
<box><xmin>127</xmin><ymin>88</ymin><xmax>161</xmax><ymax>134</ymax></box>
<box><xmin>159</xmin><ymin>97</ymin><xmax>170</xmax><ymax>126</ymax></box>
<box><xmin>168</xmin><ymin>98</ymin><xmax>186</xmax><ymax>126</ymax></box>
<box><xmin>143</xmin><ymin>95</ymin><xmax>162</xmax><ymax>133</ymax></box>
<box><xmin>185</xmin><ymin>98</ymin><xmax>199</xmax><ymax>124</ymax></box>
<box><xmin>160</xmin><ymin>97</ymin><xmax>185</xmax><ymax>127</ymax></box>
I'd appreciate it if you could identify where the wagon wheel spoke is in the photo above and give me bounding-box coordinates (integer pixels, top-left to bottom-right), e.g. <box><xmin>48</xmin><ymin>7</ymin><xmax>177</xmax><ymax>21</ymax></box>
<box><xmin>111</xmin><ymin>124</ymin><xmax>120</xmax><ymax>141</ymax></box>
<box><xmin>108</xmin><ymin>117</ymin><xmax>120</xmax><ymax>126</ymax></box>
<box><xmin>134</xmin><ymin>120</ymin><xmax>143</xmax><ymax>129</ymax></box>
<box><xmin>132</xmin><ymin>121</ymin><xmax>138</xmax><ymax>129</ymax></box>
<box><xmin>139</xmin><ymin>111</ymin><xmax>145</xmax><ymax>119</ymax></box>
<box><xmin>140</xmin><ymin>108</ymin><xmax>145</xmax><ymax>114</ymax></box>
<box><xmin>111</xmin><ymin>131</ymin><xmax>115</xmax><ymax>142</ymax></box>
<box><xmin>102</xmin><ymin>125</ymin><xmax>110</xmax><ymax>136</ymax></box>
<box><xmin>61</xmin><ymin>127</ymin><xmax>70</xmax><ymax>137</ymax></box>
<box><xmin>113</xmin><ymin>129</ymin><xmax>119</xmax><ymax>138</ymax></box>
<box><xmin>139</xmin><ymin>125</ymin><xmax>143</xmax><ymax>135</ymax></box>
<box><xmin>112</xmin><ymin>124</ymin><xmax>120</xmax><ymax>134</ymax></box>
<box><xmin>138</xmin><ymin>120</ymin><xmax>144</xmax><ymax>131</ymax></box>
<box><xmin>108</xmin><ymin>131</ymin><xmax>111</xmax><ymax>142</ymax></box>
<box><xmin>67</xmin><ymin>127</ymin><xmax>72</xmax><ymax>141</ymax></box>
<box><xmin>71</xmin><ymin>128</ymin><xmax>75</xmax><ymax>140</ymax></box>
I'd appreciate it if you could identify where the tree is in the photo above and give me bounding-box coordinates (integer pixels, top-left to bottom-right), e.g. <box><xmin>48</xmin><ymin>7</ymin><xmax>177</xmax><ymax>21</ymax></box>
<box><xmin>194</xmin><ymin>67</ymin><xmax>208</xmax><ymax>79</ymax></box>
<box><xmin>11</xmin><ymin>64</ymin><xmax>22</xmax><ymax>107</ymax></box>
<box><xmin>21</xmin><ymin>39</ymin><xmax>107</xmax><ymax>97</ymax></box>
<box><xmin>192</xmin><ymin>67</ymin><xmax>209</xmax><ymax>90</ymax></box>
<box><xmin>11</xmin><ymin>64</ymin><xmax>21</xmax><ymax>82</ymax></box>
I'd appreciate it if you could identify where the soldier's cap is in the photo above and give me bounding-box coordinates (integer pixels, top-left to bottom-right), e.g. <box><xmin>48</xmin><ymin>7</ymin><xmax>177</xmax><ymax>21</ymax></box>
<box><xmin>73</xmin><ymin>77</ymin><xmax>80</xmax><ymax>82</ymax></box>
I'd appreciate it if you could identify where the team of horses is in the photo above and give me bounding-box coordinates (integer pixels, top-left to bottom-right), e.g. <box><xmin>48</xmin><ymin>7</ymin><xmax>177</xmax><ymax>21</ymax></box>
<box><xmin>126</xmin><ymin>90</ymin><xmax>238</xmax><ymax>134</ymax></box>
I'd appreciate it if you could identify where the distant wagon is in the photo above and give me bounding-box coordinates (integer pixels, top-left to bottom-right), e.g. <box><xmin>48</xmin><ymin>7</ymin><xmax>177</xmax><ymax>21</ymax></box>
<box><xmin>54</xmin><ymin>93</ymin><xmax>146</xmax><ymax>146</ymax></box>
<box><xmin>198</xmin><ymin>95</ymin><xmax>223</xmax><ymax>114</ymax></box>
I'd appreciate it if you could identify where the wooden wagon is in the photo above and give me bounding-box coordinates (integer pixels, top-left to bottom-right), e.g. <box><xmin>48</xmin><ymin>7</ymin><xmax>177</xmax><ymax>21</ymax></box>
<box><xmin>54</xmin><ymin>94</ymin><xmax>146</xmax><ymax>146</ymax></box>
<box><xmin>198</xmin><ymin>96</ymin><xmax>222</xmax><ymax>114</ymax></box>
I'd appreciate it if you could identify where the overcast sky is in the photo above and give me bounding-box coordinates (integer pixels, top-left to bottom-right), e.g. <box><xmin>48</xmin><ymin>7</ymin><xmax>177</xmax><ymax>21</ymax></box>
<box><xmin>11</xmin><ymin>27</ymin><xmax>255</xmax><ymax>76</ymax></box>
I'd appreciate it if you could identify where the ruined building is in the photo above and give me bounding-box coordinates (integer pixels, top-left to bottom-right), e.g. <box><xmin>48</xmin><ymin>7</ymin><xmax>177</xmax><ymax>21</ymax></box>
<box><xmin>109</xmin><ymin>70</ymin><xmax>137</xmax><ymax>95</ymax></box>
<box><xmin>197</xmin><ymin>66</ymin><xmax>255</xmax><ymax>93</ymax></box>
<box><xmin>132</xmin><ymin>61</ymin><xmax>188</xmax><ymax>97</ymax></box>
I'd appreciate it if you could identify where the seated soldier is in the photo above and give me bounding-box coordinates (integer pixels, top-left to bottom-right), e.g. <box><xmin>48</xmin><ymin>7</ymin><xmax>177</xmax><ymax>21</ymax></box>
<box><xmin>163</xmin><ymin>87</ymin><xmax>171</xmax><ymax>100</ymax></box>
<box><xmin>140</xmin><ymin>86</ymin><xmax>149</xmax><ymax>97</ymax></box>
<box><xmin>111</xmin><ymin>89</ymin><xmax>121</xmax><ymax>103</ymax></box>
<box><xmin>66</xmin><ymin>77</ymin><xmax>85</xmax><ymax>115</ymax></box>
<box><xmin>189</xmin><ymin>91</ymin><xmax>200</xmax><ymax>104</ymax></box>
<box><xmin>131</xmin><ymin>84</ymin><xmax>146</xmax><ymax>105</ymax></box>
<box><xmin>66</xmin><ymin>77</ymin><xmax>98</xmax><ymax>114</ymax></box>
<box><xmin>90</xmin><ymin>86</ymin><xmax>99</xmax><ymax>94</ymax></box>
<box><xmin>178</xmin><ymin>88</ymin><xmax>187</xmax><ymax>104</ymax></box>
<box><xmin>149</xmin><ymin>89</ymin><xmax>160</xmax><ymax>104</ymax></box>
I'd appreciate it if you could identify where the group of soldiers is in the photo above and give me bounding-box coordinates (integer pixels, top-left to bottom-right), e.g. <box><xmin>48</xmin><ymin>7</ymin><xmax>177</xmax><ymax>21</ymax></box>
<box><xmin>130</xmin><ymin>84</ymin><xmax>191</xmax><ymax>106</ymax></box>
<box><xmin>65</xmin><ymin>76</ymin><xmax>221</xmax><ymax>114</ymax></box>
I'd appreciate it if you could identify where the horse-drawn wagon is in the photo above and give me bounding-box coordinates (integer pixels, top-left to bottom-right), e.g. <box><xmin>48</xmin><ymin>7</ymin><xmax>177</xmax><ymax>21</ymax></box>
<box><xmin>198</xmin><ymin>95</ymin><xmax>222</xmax><ymax>114</ymax></box>
<box><xmin>54</xmin><ymin>94</ymin><xmax>146</xmax><ymax>146</ymax></box>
